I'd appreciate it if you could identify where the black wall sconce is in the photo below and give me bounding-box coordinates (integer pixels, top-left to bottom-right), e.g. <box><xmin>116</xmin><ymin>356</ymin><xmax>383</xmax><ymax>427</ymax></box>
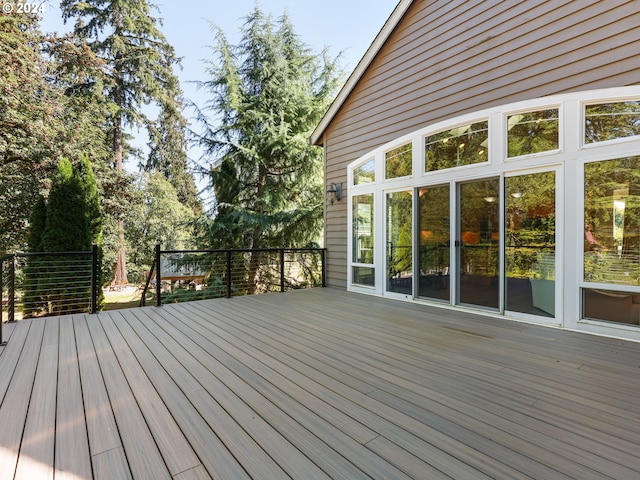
<box><xmin>327</xmin><ymin>182</ymin><xmax>342</xmax><ymax>205</ymax></box>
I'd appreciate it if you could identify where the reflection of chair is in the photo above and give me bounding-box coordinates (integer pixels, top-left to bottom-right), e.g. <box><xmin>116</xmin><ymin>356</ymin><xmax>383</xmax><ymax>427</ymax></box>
<box><xmin>436</xmin><ymin>266</ymin><xmax>449</xmax><ymax>290</ymax></box>
<box><xmin>461</xmin><ymin>231</ymin><xmax>480</xmax><ymax>244</ymax></box>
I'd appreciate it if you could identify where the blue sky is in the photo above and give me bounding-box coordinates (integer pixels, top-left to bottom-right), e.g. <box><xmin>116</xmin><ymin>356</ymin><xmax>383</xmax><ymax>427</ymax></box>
<box><xmin>40</xmin><ymin>1</ymin><xmax>396</xmax><ymax>172</ymax></box>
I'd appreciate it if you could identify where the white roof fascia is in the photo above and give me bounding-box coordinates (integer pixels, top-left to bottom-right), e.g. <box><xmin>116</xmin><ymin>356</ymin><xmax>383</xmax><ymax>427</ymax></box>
<box><xmin>310</xmin><ymin>0</ymin><xmax>413</xmax><ymax>146</ymax></box>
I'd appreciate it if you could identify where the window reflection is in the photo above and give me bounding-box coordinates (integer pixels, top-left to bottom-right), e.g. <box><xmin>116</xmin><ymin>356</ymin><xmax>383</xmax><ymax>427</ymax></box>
<box><xmin>352</xmin><ymin>267</ymin><xmax>375</xmax><ymax>286</ymax></box>
<box><xmin>352</xmin><ymin>194</ymin><xmax>374</xmax><ymax>265</ymax></box>
<box><xmin>425</xmin><ymin>121</ymin><xmax>488</xmax><ymax>172</ymax></box>
<box><xmin>505</xmin><ymin>172</ymin><xmax>556</xmax><ymax>317</ymax></box>
<box><xmin>354</xmin><ymin>159</ymin><xmax>375</xmax><ymax>185</ymax></box>
<box><xmin>386</xmin><ymin>191</ymin><xmax>412</xmax><ymax>294</ymax></box>
<box><xmin>584</xmin><ymin>157</ymin><xmax>640</xmax><ymax>286</ymax></box>
<box><xmin>507</xmin><ymin>109</ymin><xmax>559</xmax><ymax>157</ymax></box>
<box><xmin>352</xmin><ymin>194</ymin><xmax>375</xmax><ymax>286</ymax></box>
<box><xmin>418</xmin><ymin>185</ymin><xmax>450</xmax><ymax>301</ymax></box>
<box><xmin>585</xmin><ymin>101</ymin><xmax>640</xmax><ymax>144</ymax></box>
<box><xmin>385</xmin><ymin>143</ymin><xmax>412</xmax><ymax>179</ymax></box>
<box><xmin>458</xmin><ymin>179</ymin><xmax>500</xmax><ymax>309</ymax></box>
<box><xmin>583</xmin><ymin>288</ymin><xmax>640</xmax><ymax>325</ymax></box>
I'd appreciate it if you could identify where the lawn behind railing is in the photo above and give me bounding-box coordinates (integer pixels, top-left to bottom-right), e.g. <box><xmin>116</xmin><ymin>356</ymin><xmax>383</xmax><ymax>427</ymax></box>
<box><xmin>1</xmin><ymin>247</ymin><xmax>100</xmax><ymax>322</ymax></box>
<box><xmin>141</xmin><ymin>245</ymin><xmax>327</xmax><ymax>307</ymax></box>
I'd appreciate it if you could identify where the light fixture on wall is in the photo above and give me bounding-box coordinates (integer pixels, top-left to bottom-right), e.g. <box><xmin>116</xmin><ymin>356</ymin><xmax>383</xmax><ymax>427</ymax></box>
<box><xmin>327</xmin><ymin>182</ymin><xmax>342</xmax><ymax>205</ymax></box>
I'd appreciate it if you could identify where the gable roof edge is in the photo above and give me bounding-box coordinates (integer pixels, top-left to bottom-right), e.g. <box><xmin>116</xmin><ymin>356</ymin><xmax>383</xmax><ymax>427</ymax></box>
<box><xmin>310</xmin><ymin>0</ymin><xmax>413</xmax><ymax>146</ymax></box>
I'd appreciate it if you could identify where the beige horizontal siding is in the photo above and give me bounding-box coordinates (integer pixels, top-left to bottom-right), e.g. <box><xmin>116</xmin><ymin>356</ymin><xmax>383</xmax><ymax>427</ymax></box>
<box><xmin>322</xmin><ymin>0</ymin><xmax>640</xmax><ymax>287</ymax></box>
<box><xmin>324</xmin><ymin>133</ymin><xmax>349</xmax><ymax>288</ymax></box>
<box><xmin>329</xmin><ymin>0</ymin><xmax>640</xmax><ymax>148</ymax></box>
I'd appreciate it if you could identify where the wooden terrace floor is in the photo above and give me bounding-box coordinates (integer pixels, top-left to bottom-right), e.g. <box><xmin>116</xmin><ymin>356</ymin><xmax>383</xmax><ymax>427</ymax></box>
<box><xmin>0</xmin><ymin>288</ymin><xmax>639</xmax><ymax>479</ymax></box>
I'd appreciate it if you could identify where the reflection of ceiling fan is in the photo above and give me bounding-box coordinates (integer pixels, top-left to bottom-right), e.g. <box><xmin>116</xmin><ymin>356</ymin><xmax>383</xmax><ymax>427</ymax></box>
<box><xmin>444</xmin><ymin>124</ymin><xmax>489</xmax><ymax>149</ymax></box>
<box><xmin>507</xmin><ymin>114</ymin><xmax>524</xmax><ymax>131</ymax></box>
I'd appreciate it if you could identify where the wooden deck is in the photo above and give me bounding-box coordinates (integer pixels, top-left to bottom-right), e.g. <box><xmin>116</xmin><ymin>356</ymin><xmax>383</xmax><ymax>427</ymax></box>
<box><xmin>0</xmin><ymin>288</ymin><xmax>639</xmax><ymax>479</ymax></box>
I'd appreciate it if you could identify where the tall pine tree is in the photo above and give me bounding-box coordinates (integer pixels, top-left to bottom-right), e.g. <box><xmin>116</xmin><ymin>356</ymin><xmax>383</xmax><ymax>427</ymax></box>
<box><xmin>145</xmin><ymin>87</ymin><xmax>201</xmax><ymax>213</ymax></box>
<box><xmin>196</xmin><ymin>7</ymin><xmax>342</xmax><ymax>254</ymax></box>
<box><xmin>61</xmin><ymin>0</ymin><xmax>188</xmax><ymax>284</ymax></box>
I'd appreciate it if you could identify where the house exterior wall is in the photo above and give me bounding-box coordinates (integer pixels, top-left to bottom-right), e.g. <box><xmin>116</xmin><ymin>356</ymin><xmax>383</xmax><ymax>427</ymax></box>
<box><xmin>321</xmin><ymin>0</ymin><xmax>640</xmax><ymax>287</ymax></box>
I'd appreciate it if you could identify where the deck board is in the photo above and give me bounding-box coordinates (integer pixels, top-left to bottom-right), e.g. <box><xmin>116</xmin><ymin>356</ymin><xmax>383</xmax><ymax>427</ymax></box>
<box><xmin>0</xmin><ymin>288</ymin><xmax>639</xmax><ymax>479</ymax></box>
<box><xmin>138</xmin><ymin>307</ymin><xmax>331</xmax><ymax>480</ymax></box>
<box><xmin>14</xmin><ymin>317</ymin><xmax>58</xmax><ymax>480</ymax></box>
<box><xmin>166</xmin><ymin>303</ymin><xmax>411</xmax><ymax>480</ymax></box>
<box><xmin>0</xmin><ymin>319</ymin><xmax>44</xmax><ymax>477</ymax></box>
<box><xmin>86</xmin><ymin>317</ymin><xmax>170</xmax><ymax>479</ymax></box>
<box><xmin>100</xmin><ymin>311</ymin><xmax>203</xmax><ymax>477</ymax></box>
<box><xmin>55</xmin><ymin>316</ymin><xmax>93</xmax><ymax>480</ymax></box>
<box><xmin>116</xmin><ymin>309</ymin><xmax>243</xmax><ymax>480</ymax></box>
<box><xmin>72</xmin><ymin>315</ymin><xmax>128</xmax><ymax>476</ymax></box>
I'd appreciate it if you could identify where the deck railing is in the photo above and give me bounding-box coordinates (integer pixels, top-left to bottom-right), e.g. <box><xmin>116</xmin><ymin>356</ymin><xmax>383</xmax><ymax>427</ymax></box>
<box><xmin>0</xmin><ymin>245</ymin><xmax>326</xmax><ymax>345</ymax></box>
<box><xmin>0</xmin><ymin>246</ymin><xmax>100</xmax><ymax>344</ymax></box>
<box><xmin>141</xmin><ymin>245</ymin><xmax>327</xmax><ymax>307</ymax></box>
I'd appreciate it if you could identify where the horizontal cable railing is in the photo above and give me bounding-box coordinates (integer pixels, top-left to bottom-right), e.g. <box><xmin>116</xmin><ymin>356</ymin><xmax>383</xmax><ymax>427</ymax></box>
<box><xmin>1</xmin><ymin>246</ymin><xmax>99</xmax><ymax>344</ymax></box>
<box><xmin>141</xmin><ymin>245</ymin><xmax>327</xmax><ymax>307</ymax></box>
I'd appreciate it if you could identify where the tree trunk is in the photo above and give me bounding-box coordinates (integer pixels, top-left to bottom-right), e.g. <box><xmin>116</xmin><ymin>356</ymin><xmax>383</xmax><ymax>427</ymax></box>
<box><xmin>112</xmin><ymin>107</ymin><xmax>128</xmax><ymax>285</ymax></box>
<box><xmin>113</xmin><ymin>223</ymin><xmax>127</xmax><ymax>284</ymax></box>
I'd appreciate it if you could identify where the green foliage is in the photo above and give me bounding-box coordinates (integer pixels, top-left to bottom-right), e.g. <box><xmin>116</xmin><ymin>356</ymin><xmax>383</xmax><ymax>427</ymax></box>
<box><xmin>26</xmin><ymin>196</ymin><xmax>47</xmax><ymax>253</ymax></box>
<box><xmin>61</xmin><ymin>0</ymin><xmax>190</xmax><ymax>284</ymax></box>
<box><xmin>504</xmin><ymin>171</ymin><xmax>556</xmax><ymax>282</ymax></box>
<box><xmin>61</xmin><ymin>0</ymin><xmax>182</xmax><ymax>131</ymax></box>
<box><xmin>584</xmin><ymin>157</ymin><xmax>640</xmax><ymax>285</ymax></box>
<box><xmin>387</xmin><ymin>191</ymin><xmax>412</xmax><ymax>282</ymax></box>
<box><xmin>42</xmin><ymin>159</ymin><xmax>90</xmax><ymax>251</ymax></box>
<box><xmin>0</xmin><ymin>14</ymin><xmax>114</xmax><ymax>253</ymax></box>
<box><xmin>507</xmin><ymin>109</ymin><xmax>559</xmax><ymax>157</ymax></box>
<box><xmin>23</xmin><ymin>195</ymin><xmax>48</xmax><ymax>317</ymax></box>
<box><xmin>126</xmin><ymin>172</ymin><xmax>197</xmax><ymax>283</ymax></box>
<box><xmin>385</xmin><ymin>144</ymin><xmax>412</xmax><ymax>179</ymax></box>
<box><xmin>425</xmin><ymin>121</ymin><xmax>489</xmax><ymax>171</ymax></box>
<box><xmin>145</xmin><ymin>90</ymin><xmax>201</xmax><ymax>213</ymax></box>
<box><xmin>0</xmin><ymin>14</ymin><xmax>58</xmax><ymax>251</ymax></box>
<box><xmin>24</xmin><ymin>158</ymin><xmax>104</xmax><ymax>315</ymax></box>
<box><xmin>195</xmin><ymin>7</ymin><xmax>343</xmax><ymax>251</ymax></box>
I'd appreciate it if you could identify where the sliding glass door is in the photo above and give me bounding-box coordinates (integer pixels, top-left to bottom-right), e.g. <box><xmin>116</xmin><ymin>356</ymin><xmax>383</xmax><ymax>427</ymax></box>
<box><xmin>505</xmin><ymin>171</ymin><xmax>556</xmax><ymax>317</ymax></box>
<box><xmin>386</xmin><ymin>191</ymin><xmax>413</xmax><ymax>294</ymax></box>
<box><xmin>457</xmin><ymin>178</ymin><xmax>500</xmax><ymax>309</ymax></box>
<box><xmin>418</xmin><ymin>185</ymin><xmax>450</xmax><ymax>301</ymax></box>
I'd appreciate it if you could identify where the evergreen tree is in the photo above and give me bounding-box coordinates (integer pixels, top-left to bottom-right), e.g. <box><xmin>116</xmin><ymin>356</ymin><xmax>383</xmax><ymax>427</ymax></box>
<box><xmin>145</xmin><ymin>89</ymin><xmax>201</xmax><ymax>213</ymax></box>
<box><xmin>40</xmin><ymin>159</ymin><xmax>90</xmax><ymax>314</ymax></box>
<box><xmin>23</xmin><ymin>196</ymin><xmax>48</xmax><ymax>317</ymax></box>
<box><xmin>43</xmin><ymin>159</ymin><xmax>91</xmax><ymax>252</ymax></box>
<box><xmin>26</xmin><ymin>158</ymin><xmax>104</xmax><ymax>315</ymax></box>
<box><xmin>1</xmin><ymin>13</ymin><xmax>60</xmax><ymax>251</ymax></box>
<box><xmin>74</xmin><ymin>156</ymin><xmax>103</xmax><ymax>249</ymax></box>
<box><xmin>196</xmin><ymin>7</ymin><xmax>342</xmax><ymax>259</ymax></box>
<box><xmin>0</xmin><ymin>13</ymin><xmax>113</xmax><ymax>253</ymax></box>
<box><xmin>61</xmin><ymin>0</ymin><xmax>187</xmax><ymax>284</ymax></box>
<box><xmin>75</xmin><ymin>156</ymin><xmax>105</xmax><ymax>308</ymax></box>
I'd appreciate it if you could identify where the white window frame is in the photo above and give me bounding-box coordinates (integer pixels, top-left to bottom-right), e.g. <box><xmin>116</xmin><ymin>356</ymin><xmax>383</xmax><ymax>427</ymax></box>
<box><xmin>345</xmin><ymin>86</ymin><xmax>640</xmax><ymax>342</ymax></box>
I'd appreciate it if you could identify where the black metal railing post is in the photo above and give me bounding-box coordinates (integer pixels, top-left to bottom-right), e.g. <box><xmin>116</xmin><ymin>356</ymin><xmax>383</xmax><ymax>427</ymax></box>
<box><xmin>226</xmin><ymin>250</ymin><xmax>232</xmax><ymax>298</ymax></box>
<box><xmin>321</xmin><ymin>248</ymin><xmax>327</xmax><ymax>287</ymax></box>
<box><xmin>155</xmin><ymin>244</ymin><xmax>162</xmax><ymax>307</ymax></box>
<box><xmin>8</xmin><ymin>256</ymin><xmax>15</xmax><ymax>323</ymax></box>
<box><xmin>90</xmin><ymin>244</ymin><xmax>98</xmax><ymax>314</ymax></box>
<box><xmin>280</xmin><ymin>249</ymin><xmax>285</xmax><ymax>292</ymax></box>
